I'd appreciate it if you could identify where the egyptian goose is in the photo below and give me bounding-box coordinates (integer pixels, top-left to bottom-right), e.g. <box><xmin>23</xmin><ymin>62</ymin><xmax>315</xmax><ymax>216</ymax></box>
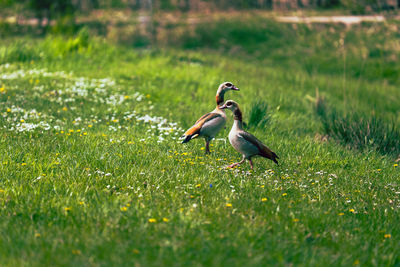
<box><xmin>182</xmin><ymin>82</ymin><xmax>239</xmax><ymax>154</ymax></box>
<box><xmin>220</xmin><ymin>100</ymin><xmax>279</xmax><ymax>169</ymax></box>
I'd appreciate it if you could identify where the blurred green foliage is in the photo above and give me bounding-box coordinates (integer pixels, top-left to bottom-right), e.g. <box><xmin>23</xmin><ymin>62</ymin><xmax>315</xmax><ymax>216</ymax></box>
<box><xmin>0</xmin><ymin>27</ymin><xmax>93</xmax><ymax>62</ymax></box>
<box><xmin>27</xmin><ymin>0</ymin><xmax>75</xmax><ymax>19</ymax></box>
<box><xmin>171</xmin><ymin>18</ymin><xmax>400</xmax><ymax>85</ymax></box>
<box><xmin>1</xmin><ymin>15</ymin><xmax>400</xmax><ymax>86</ymax></box>
<box><xmin>0</xmin><ymin>0</ymin><xmax>399</xmax><ymax>14</ymax></box>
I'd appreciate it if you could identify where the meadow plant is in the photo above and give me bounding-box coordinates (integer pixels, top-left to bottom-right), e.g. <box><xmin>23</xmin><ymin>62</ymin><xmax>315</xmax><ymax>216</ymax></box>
<box><xmin>316</xmin><ymin>96</ymin><xmax>400</xmax><ymax>157</ymax></box>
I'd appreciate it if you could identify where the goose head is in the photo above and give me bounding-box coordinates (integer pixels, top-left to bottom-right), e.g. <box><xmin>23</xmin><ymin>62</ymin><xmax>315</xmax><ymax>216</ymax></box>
<box><xmin>216</xmin><ymin>82</ymin><xmax>239</xmax><ymax>105</ymax></box>
<box><xmin>219</xmin><ymin>100</ymin><xmax>239</xmax><ymax>111</ymax></box>
<box><xmin>220</xmin><ymin>100</ymin><xmax>242</xmax><ymax>121</ymax></box>
<box><xmin>218</xmin><ymin>82</ymin><xmax>239</xmax><ymax>93</ymax></box>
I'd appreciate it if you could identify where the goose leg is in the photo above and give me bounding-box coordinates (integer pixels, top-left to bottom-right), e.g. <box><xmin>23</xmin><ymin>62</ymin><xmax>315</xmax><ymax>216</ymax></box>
<box><xmin>228</xmin><ymin>156</ymin><xmax>245</xmax><ymax>168</ymax></box>
<box><xmin>249</xmin><ymin>159</ymin><xmax>254</xmax><ymax>170</ymax></box>
<box><xmin>205</xmin><ymin>139</ymin><xmax>210</xmax><ymax>154</ymax></box>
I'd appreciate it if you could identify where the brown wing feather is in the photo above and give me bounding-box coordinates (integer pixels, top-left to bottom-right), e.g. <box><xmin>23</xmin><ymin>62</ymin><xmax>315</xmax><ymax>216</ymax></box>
<box><xmin>195</xmin><ymin>112</ymin><xmax>212</xmax><ymax>124</ymax></box>
<box><xmin>239</xmin><ymin>131</ymin><xmax>279</xmax><ymax>164</ymax></box>
<box><xmin>184</xmin><ymin>113</ymin><xmax>222</xmax><ymax>136</ymax></box>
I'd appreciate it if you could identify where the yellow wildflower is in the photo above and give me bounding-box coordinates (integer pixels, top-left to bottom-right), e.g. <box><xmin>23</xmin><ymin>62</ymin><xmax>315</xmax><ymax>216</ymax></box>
<box><xmin>64</xmin><ymin>207</ymin><xmax>72</xmax><ymax>212</ymax></box>
<box><xmin>148</xmin><ymin>218</ymin><xmax>157</xmax><ymax>223</ymax></box>
<box><xmin>261</xmin><ymin>198</ymin><xmax>268</xmax><ymax>202</ymax></box>
<box><xmin>226</xmin><ymin>203</ymin><xmax>232</xmax><ymax>208</ymax></box>
<box><xmin>21</xmin><ymin>163</ymin><xmax>27</xmax><ymax>166</ymax></box>
<box><xmin>282</xmin><ymin>193</ymin><xmax>287</xmax><ymax>196</ymax></box>
<box><xmin>162</xmin><ymin>217</ymin><xmax>169</xmax><ymax>222</ymax></box>
<box><xmin>195</xmin><ymin>184</ymin><xmax>201</xmax><ymax>188</ymax></box>
<box><xmin>338</xmin><ymin>212</ymin><xmax>344</xmax><ymax>216</ymax></box>
<box><xmin>6</xmin><ymin>108</ymin><xmax>11</xmax><ymax>112</ymax></box>
<box><xmin>62</xmin><ymin>107</ymin><xmax>68</xmax><ymax>111</ymax></box>
<box><xmin>349</xmin><ymin>209</ymin><xmax>355</xmax><ymax>213</ymax></box>
<box><xmin>384</xmin><ymin>234</ymin><xmax>391</xmax><ymax>238</ymax></box>
<box><xmin>72</xmin><ymin>249</ymin><xmax>81</xmax><ymax>255</ymax></box>
<box><xmin>120</xmin><ymin>207</ymin><xmax>127</xmax><ymax>212</ymax></box>
<box><xmin>293</xmin><ymin>218</ymin><xmax>299</xmax><ymax>222</ymax></box>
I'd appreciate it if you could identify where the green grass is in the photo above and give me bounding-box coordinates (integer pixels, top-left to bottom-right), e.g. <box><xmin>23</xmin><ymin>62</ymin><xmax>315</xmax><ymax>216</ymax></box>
<box><xmin>316</xmin><ymin>97</ymin><xmax>400</xmax><ymax>156</ymax></box>
<box><xmin>0</xmin><ymin>17</ymin><xmax>400</xmax><ymax>266</ymax></box>
<box><xmin>246</xmin><ymin>100</ymin><xmax>271</xmax><ymax>129</ymax></box>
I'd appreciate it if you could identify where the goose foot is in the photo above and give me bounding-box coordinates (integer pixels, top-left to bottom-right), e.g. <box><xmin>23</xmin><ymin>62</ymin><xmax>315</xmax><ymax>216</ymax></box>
<box><xmin>227</xmin><ymin>157</ymin><xmax>245</xmax><ymax>168</ymax></box>
<box><xmin>227</xmin><ymin>163</ymin><xmax>240</xmax><ymax>168</ymax></box>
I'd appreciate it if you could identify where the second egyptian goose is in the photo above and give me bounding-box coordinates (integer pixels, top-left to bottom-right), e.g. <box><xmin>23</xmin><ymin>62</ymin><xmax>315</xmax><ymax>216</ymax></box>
<box><xmin>182</xmin><ymin>82</ymin><xmax>239</xmax><ymax>154</ymax></box>
<box><xmin>220</xmin><ymin>100</ymin><xmax>279</xmax><ymax>169</ymax></box>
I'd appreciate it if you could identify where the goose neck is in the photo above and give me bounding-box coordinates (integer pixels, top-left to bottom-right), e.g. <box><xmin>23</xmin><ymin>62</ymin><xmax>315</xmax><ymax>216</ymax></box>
<box><xmin>216</xmin><ymin>89</ymin><xmax>225</xmax><ymax>105</ymax></box>
<box><xmin>233</xmin><ymin>119</ymin><xmax>243</xmax><ymax>130</ymax></box>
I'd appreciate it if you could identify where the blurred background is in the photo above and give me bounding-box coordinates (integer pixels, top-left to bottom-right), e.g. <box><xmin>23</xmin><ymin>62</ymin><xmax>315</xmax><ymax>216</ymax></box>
<box><xmin>1</xmin><ymin>0</ymin><xmax>400</xmax><ymax>38</ymax></box>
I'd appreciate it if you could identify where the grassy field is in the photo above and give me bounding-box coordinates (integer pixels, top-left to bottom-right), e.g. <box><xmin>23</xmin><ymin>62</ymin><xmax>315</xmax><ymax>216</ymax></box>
<box><xmin>0</xmin><ymin>16</ymin><xmax>400</xmax><ymax>266</ymax></box>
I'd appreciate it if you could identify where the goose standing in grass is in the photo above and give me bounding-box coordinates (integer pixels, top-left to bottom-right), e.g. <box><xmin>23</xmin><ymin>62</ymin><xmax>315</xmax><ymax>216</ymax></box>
<box><xmin>182</xmin><ymin>82</ymin><xmax>239</xmax><ymax>154</ymax></box>
<box><xmin>220</xmin><ymin>100</ymin><xmax>279</xmax><ymax>169</ymax></box>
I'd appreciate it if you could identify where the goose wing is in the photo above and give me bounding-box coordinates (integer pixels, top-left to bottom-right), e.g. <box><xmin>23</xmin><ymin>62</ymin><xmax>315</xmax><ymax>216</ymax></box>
<box><xmin>238</xmin><ymin>131</ymin><xmax>279</xmax><ymax>164</ymax></box>
<box><xmin>183</xmin><ymin>112</ymin><xmax>222</xmax><ymax>139</ymax></box>
<box><xmin>195</xmin><ymin>112</ymin><xmax>214</xmax><ymax>124</ymax></box>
